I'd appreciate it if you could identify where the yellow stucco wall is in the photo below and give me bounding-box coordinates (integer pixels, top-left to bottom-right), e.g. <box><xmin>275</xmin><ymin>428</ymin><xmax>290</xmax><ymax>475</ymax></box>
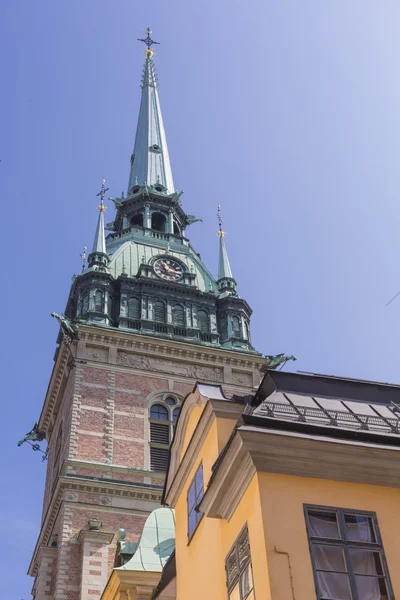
<box><xmin>175</xmin><ymin>418</ymin><xmax>271</xmax><ymax>600</ymax></box>
<box><xmin>258</xmin><ymin>472</ymin><xmax>400</xmax><ymax>600</ymax></box>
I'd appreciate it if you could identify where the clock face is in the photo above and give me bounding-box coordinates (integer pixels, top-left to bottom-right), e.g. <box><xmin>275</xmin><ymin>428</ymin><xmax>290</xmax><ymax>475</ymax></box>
<box><xmin>154</xmin><ymin>258</ymin><xmax>184</xmax><ymax>281</ymax></box>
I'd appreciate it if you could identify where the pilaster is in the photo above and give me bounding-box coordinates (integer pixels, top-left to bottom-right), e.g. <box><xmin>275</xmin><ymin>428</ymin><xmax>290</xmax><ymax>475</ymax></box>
<box><xmin>78</xmin><ymin>529</ymin><xmax>114</xmax><ymax>599</ymax></box>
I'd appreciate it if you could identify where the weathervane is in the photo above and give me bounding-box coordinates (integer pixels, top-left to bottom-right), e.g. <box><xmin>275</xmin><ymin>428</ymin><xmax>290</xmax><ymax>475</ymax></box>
<box><xmin>138</xmin><ymin>27</ymin><xmax>160</xmax><ymax>57</ymax></box>
<box><xmin>217</xmin><ymin>204</ymin><xmax>225</xmax><ymax>238</ymax></box>
<box><xmin>96</xmin><ymin>178</ymin><xmax>109</xmax><ymax>213</ymax></box>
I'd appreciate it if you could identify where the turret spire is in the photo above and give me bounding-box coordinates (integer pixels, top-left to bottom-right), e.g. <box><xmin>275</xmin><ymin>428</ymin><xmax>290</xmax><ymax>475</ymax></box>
<box><xmin>217</xmin><ymin>205</ymin><xmax>233</xmax><ymax>280</ymax></box>
<box><xmin>92</xmin><ymin>179</ymin><xmax>108</xmax><ymax>254</ymax></box>
<box><xmin>128</xmin><ymin>29</ymin><xmax>174</xmax><ymax>196</ymax></box>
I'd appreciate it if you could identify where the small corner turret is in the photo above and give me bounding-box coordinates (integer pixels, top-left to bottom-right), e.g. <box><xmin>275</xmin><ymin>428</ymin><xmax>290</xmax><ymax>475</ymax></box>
<box><xmin>215</xmin><ymin>205</ymin><xmax>254</xmax><ymax>352</ymax></box>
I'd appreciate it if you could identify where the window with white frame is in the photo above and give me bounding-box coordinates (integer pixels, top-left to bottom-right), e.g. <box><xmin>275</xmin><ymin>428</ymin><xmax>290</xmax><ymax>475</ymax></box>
<box><xmin>304</xmin><ymin>505</ymin><xmax>393</xmax><ymax>600</ymax></box>
<box><xmin>225</xmin><ymin>525</ymin><xmax>255</xmax><ymax>600</ymax></box>
<box><xmin>149</xmin><ymin>396</ymin><xmax>180</xmax><ymax>472</ymax></box>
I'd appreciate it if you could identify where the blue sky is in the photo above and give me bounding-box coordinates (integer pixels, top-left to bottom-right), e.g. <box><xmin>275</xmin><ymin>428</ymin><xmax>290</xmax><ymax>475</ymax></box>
<box><xmin>2</xmin><ymin>0</ymin><xmax>400</xmax><ymax>597</ymax></box>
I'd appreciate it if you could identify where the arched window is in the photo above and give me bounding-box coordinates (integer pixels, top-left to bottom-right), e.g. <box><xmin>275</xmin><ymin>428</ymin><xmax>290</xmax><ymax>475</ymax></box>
<box><xmin>232</xmin><ymin>316</ymin><xmax>241</xmax><ymax>338</ymax></box>
<box><xmin>154</xmin><ymin>301</ymin><xmax>166</xmax><ymax>323</ymax></box>
<box><xmin>127</xmin><ymin>297</ymin><xmax>141</xmax><ymax>320</ymax></box>
<box><xmin>131</xmin><ymin>213</ymin><xmax>143</xmax><ymax>227</ymax></box>
<box><xmin>94</xmin><ymin>290</ymin><xmax>104</xmax><ymax>312</ymax></box>
<box><xmin>151</xmin><ymin>212</ymin><xmax>166</xmax><ymax>232</ymax></box>
<box><xmin>150</xmin><ymin>404</ymin><xmax>169</xmax><ymax>420</ymax></box>
<box><xmin>245</xmin><ymin>321</ymin><xmax>250</xmax><ymax>341</ymax></box>
<box><xmin>81</xmin><ymin>292</ymin><xmax>89</xmax><ymax>314</ymax></box>
<box><xmin>197</xmin><ymin>310</ymin><xmax>209</xmax><ymax>332</ymax></box>
<box><xmin>149</xmin><ymin>400</ymin><xmax>181</xmax><ymax>472</ymax></box>
<box><xmin>172</xmin><ymin>304</ymin><xmax>185</xmax><ymax>326</ymax></box>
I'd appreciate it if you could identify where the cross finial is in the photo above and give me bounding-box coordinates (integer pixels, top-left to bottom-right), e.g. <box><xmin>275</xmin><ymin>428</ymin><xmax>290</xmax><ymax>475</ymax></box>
<box><xmin>138</xmin><ymin>27</ymin><xmax>160</xmax><ymax>58</ymax></box>
<box><xmin>217</xmin><ymin>204</ymin><xmax>225</xmax><ymax>238</ymax></box>
<box><xmin>96</xmin><ymin>178</ymin><xmax>109</xmax><ymax>212</ymax></box>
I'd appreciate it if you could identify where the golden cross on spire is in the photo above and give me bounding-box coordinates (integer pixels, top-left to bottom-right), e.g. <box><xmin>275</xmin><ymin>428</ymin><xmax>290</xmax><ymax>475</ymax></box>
<box><xmin>217</xmin><ymin>204</ymin><xmax>226</xmax><ymax>238</ymax></box>
<box><xmin>96</xmin><ymin>178</ymin><xmax>109</xmax><ymax>212</ymax></box>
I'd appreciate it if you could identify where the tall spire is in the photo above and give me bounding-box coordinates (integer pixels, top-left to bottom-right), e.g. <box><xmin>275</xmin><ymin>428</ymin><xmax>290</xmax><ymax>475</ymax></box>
<box><xmin>92</xmin><ymin>179</ymin><xmax>107</xmax><ymax>254</ymax></box>
<box><xmin>217</xmin><ymin>205</ymin><xmax>233</xmax><ymax>279</ymax></box>
<box><xmin>128</xmin><ymin>29</ymin><xmax>174</xmax><ymax>196</ymax></box>
<box><xmin>217</xmin><ymin>205</ymin><xmax>237</xmax><ymax>296</ymax></box>
<box><xmin>88</xmin><ymin>180</ymin><xmax>109</xmax><ymax>270</ymax></box>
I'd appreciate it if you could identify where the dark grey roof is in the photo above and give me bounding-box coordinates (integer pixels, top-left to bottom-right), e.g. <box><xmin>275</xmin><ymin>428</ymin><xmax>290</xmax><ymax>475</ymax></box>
<box><xmin>248</xmin><ymin>370</ymin><xmax>400</xmax><ymax>444</ymax></box>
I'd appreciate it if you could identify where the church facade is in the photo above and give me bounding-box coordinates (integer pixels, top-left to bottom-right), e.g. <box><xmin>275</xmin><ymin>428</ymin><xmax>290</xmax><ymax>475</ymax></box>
<box><xmin>28</xmin><ymin>31</ymin><xmax>265</xmax><ymax>600</ymax></box>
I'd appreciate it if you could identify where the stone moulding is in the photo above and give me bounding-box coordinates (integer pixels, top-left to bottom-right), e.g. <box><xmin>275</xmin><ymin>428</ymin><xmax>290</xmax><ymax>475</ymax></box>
<box><xmin>28</xmin><ymin>472</ymin><xmax>163</xmax><ymax>578</ymax></box>
<box><xmin>38</xmin><ymin>325</ymin><xmax>264</xmax><ymax>434</ymax></box>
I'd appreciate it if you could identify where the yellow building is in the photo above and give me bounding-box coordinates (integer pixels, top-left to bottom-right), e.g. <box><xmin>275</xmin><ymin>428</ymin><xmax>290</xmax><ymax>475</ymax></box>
<box><xmin>103</xmin><ymin>370</ymin><xmax>400</xmax><ymax>600</ymax></box>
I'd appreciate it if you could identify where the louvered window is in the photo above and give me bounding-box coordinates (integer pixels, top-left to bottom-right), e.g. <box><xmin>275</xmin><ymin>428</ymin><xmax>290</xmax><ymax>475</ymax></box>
<box><xmin>154</xmin><ymin>301</ymin><xmax>166</xmax><ymax>323</ymax></box>
<box><xmin>150</xmin><ymin>447</ymin><xmax>169</xmax><ymax>471</ymax></box>
<box><xmin>81</xmin><ymin>292</ymin><xmax>89</xmax><ymax>314</ymax></box>
<box><xmin>197</xmin><ymin>310</ymin><xmax>209</xmax><ymax>332</ymax></box>
<box><xmin>127</xmin><ymin>297</ymin><xmax>141</xmax><ymax>320</ymax></box>
<box><xmin>150</xmin><ymin>422</ymin><xmax>170</xmax><ymax>444</ymax></box>
<box><xmin>95</xmin><ymin>290</ymin><xmax>104</xmax><ymax>312</ymax></box>
<box><xmin>232</xmin><ymin>316</ymin><xmax>241</xmax><ymax>338</ymax></box>
<box><xmin>149</xmin><ymin>402</ymin><xmax>181</xmax><ymax>473</ymax></box>
<box><xmin>172</xmin><ymin>304</ymin><xmax>185</xmax><ymax>326</ymax></box>
<box><xmin>226</xmin><ymin>526</ymin><xmax>254</xmax><ymax>600</ymax></box>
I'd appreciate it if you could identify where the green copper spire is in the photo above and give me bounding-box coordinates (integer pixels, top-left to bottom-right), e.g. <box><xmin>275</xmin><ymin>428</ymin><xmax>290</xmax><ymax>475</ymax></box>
<box><xmin>128</xmin><ymin>29</ymin><xmax>174</xmax><ymax>195</ymax></box>
<box><xmin>92</xmin><ymin>179</ymin><xmax>107</xmax><ymax>254</ymax></box>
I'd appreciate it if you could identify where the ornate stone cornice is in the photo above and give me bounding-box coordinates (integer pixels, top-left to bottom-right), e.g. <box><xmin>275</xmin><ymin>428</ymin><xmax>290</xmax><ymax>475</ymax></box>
<box><xmin>38</xmin><ymin>325</ymin><xmax>263</xmax><ymax>433</ymax></box>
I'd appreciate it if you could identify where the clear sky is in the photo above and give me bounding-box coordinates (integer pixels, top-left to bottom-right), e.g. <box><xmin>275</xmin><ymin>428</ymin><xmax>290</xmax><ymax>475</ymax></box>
<box><xmin>2</xmin><ymin>0</ymin><xmax>400</xmax><ymax>596</ymax></box>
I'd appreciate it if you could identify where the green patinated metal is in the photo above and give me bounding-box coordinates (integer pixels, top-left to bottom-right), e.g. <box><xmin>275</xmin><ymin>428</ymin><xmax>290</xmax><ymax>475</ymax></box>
<box><xmin>117</xmin><ymin>507</ymin><xmax>175</xmax><ymax>572</ymax></box>
<box><xmin>60</xmin><ymin>37</ymin><xmax>259</xmax><ymax>356</ymax></box>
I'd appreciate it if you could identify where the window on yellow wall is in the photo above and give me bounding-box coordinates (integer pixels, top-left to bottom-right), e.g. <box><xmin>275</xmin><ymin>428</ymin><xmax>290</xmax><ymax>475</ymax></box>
<box><xmin>304</xmin><ymin>505</ymin><xmax>394</xmax><ymax>600</ymax></box>
<box><xmin>187</xmin><ymin>463</ymin><xmax>204</xmax><ymax>540</ymax></box>
<box><xmin>225</xmin><ymin>525</ymin><xmax>254</xmax><ymax>600</ymax></box>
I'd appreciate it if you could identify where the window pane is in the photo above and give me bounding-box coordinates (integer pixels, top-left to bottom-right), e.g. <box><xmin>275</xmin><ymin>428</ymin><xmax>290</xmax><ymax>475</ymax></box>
<box><xmin>355</xmin><ymin>576</ymin><xmax>388</xmax><ymax>600</ymax></box>
<box><xmin>165</xmin><ymin>397</ymin><xmax>176</xmax><ymax>406</ymax></box>
<box><xmin>150</xmin><ymin>404</ymin><xmax>168</xmax><ymax>420</ymax></box>
<box><xmin>240</xmin><ymin>563</ymin><xmax>253</xmax><ymax>598</ymax></box>
<box><xmin>344</xmin><ymin>514</ymin><xmax>376</xmax><ymax>543</ymax></box>
<box><xmin>349</xmin><ymin>549</ymin><xmax>384</xmax><ymax>576</ymax></box>
<box><xmin>188</xmin><ymin>484</ymin><xmax>196</xmax><ymax>511</ymax></box>
<box><xmin>188</xmin><ymin>509</ymin><xmax>197</xmax><ymax>537</ymax></box>
<box><xmin>229</xmin><ymin>583</ymin><xmax>240</xmax><ymax>600</ymax></box>
<box><xmin>314</xmin><ymin>545</ymin><xmax>347</xmax><ymax>573</ymax></box>
<box><xmin>238</xmin><ymin>529</ymin><xmax>251</xmax><ymax>570</ymax></box>
<box><xmin>308</xmin><ymin>511</ymin><xmax>340</xmax><ymax>539</ymax></box>
<box><xmin>195</xmin><ymin>464</ymin><xmax>203</xmax><ymax>495</ymax></box>
<box><xmin>316</xmin><ymin>572</ymin><xmax>352</xmax><ymax>600</ymax></box>
<box><xmin>226</xmin><ymin>548</ymin><xmax>239</xmax><ymax>587</ymax></box>
<box><xmin>172</xmin><ymin>407</ymin><xmax>180</xmax><ymax>423</ymax></box>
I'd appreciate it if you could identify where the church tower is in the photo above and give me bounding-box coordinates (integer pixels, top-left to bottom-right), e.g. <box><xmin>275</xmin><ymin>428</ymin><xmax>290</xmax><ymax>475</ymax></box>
<box><xmin>28</xmin><ymin>30</ymin><xmax>265</xmax><ymax>600</ymax></box>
